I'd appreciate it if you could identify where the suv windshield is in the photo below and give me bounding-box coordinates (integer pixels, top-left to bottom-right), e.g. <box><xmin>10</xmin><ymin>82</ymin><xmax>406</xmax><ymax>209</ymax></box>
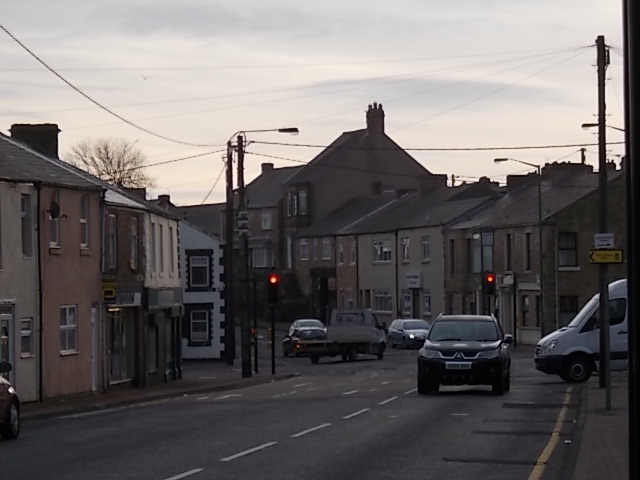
<box><xmin>403</xmin><ymin>320</ymin><xmax>430</xmax><ymax>330</ymax></box>
<box><xmin>429</xmin><ymin>320</ymin><xmax>499</xmax><ymax>342</ymax></box>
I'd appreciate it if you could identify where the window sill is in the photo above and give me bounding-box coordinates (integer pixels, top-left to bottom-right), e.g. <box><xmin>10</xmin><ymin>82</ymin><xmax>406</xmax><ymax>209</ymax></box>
<box><xmin>558</xmin><ymin>266</ymin><xmax>581</xmax><ymax>272</ymax></box>
<box><xmin>60</xmin><ymin>350</ymin><xmax>79</xmax><ymax>357</ymax></box>
<box><xmin>80</xmin><ymin>247</ymin><xmax>91</xmax><ymax>256</ymax></box>
<box><xmin>49</xmin><ymin>246</ymin><xmax>63</xmax><ymax>255</ymax></box>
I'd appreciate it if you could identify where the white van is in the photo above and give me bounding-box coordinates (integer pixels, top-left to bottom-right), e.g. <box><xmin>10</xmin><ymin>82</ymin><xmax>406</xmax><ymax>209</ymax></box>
<box><xmin>534</xmin><ymin>278</ymin><xmax>628</xmax><ymax>383</ymax></box>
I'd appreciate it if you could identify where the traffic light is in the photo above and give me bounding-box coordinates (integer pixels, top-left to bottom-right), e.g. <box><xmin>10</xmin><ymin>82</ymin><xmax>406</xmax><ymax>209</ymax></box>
<box><xmin>267</xmin><ymin>272</ymin><xmax>280</xmax><ymax>304</ymax></box>
<box><xmin>483</xmin><ymin>272</ymin><xmax>497</xmax><ymax>296</ymax></box>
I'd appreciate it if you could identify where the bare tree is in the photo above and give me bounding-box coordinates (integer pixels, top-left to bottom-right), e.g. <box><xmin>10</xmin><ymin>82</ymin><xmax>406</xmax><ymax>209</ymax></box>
<box><xmin>66</xmin><ymin>137</ymin><xmax>155</xmax><ymax>188</ymax></box>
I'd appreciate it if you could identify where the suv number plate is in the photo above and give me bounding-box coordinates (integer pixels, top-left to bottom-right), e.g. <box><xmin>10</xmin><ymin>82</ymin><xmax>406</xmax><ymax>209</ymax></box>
<box><xmin>445</xmin><ymin>362</ymin><xmax>472</xmax><ymax>370</ymax></box>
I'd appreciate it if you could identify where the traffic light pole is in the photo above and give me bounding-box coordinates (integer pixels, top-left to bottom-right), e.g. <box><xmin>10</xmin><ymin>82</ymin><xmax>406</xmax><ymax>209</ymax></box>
<box><xmin>271</xmin><ymin>304</ymin><xmax>276</xmax><ymax>375</ymax></box>
<box><xmin>224</xmin><ymin>141</ymin><xmax>235</xmax><ymax>365</ymax></box>
<box><xmin>237</xmin><ymin>135</ymin><xmax>252</xmax><ymax>379</ymax></box>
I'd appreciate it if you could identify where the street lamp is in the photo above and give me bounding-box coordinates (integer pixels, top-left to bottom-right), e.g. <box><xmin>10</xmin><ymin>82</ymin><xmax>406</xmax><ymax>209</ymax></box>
<box><xmin>581</xmin><ymin>122</ymin><xmax>625</xmax><ymax>132</ymax></box>
<box><xmin>494</xmin><ymin>157</ymin><xmax>545</xmax><ymax>334</ymax></box>
<box><xmin>226</xmin><ymin>127</ymin><xmax>298</xmax><ymax>378</ymax></box>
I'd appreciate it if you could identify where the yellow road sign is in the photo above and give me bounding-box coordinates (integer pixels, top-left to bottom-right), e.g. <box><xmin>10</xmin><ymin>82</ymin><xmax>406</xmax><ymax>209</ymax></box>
<box><xmin>589</xmin><ymin>250</ymin><xmax>623</xmax><ymax>264</ymax></box>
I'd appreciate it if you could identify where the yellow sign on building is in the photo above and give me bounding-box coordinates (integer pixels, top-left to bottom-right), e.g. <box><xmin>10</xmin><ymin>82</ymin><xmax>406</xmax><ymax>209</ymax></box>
<box><xmin>589</xmin><ymin>250</ymin><xmax>623</xmax><ymax>264</ymax></box>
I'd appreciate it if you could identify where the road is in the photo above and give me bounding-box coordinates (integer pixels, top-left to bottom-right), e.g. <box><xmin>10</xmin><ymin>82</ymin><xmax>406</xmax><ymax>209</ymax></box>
<box><xmin>2</xmin><ymin>342</ymin><xmax>581</xmax><ymax>480</ymax></box>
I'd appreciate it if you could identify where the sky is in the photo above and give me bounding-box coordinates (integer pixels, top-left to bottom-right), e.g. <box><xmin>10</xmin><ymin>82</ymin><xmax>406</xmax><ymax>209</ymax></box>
<box><xmin>1</xmin><ymin>0</ymin><xmax>626</xmax><ymax>206</ymax></box>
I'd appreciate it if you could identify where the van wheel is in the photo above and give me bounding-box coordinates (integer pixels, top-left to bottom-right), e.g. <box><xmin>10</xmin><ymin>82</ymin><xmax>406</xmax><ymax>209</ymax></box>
<box><xmin>561</xmin><ymin>354</ymin><xmax>592</xmax><ymax>383</ymax></box>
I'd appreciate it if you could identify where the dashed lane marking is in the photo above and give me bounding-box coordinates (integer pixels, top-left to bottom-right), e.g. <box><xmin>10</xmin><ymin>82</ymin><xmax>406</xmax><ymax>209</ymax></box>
<box><xmin>378</xmin><ymin>396</ymin><xmax>398</xmax><ymax>406</ymax></box>
<box><xmin>164</xmin><ymin>468</ymin><xmax>204</xmax><ymax>480</ymax></box>
<box><xmin>343</xmin><ymin>408</ymin><xmax>370</xmax><ymax>420</ymax></box>
<box><xmin>291</xmin><ymin>423</ymin><xmax>332</xmax><ymax>438</ymax></box>
<box><xmin>342</xmin><ymin>390</ymin><xmax>359</xmax><ymax>395</ymax></box>
<box><xmin>219</xmin><ymin>442</ymin><xmax>278</xmax><ymax>462</ymax></box>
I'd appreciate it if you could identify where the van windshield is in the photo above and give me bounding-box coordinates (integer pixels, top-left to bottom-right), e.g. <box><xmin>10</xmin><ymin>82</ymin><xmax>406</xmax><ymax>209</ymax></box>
<box><xmin>567</xmin><ymin>295</ymin><xmax>599</xmax><ymax>328</ymax></box>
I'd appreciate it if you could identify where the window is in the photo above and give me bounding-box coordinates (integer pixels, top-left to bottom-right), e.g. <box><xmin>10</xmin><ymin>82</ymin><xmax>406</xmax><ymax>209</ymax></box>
<box><xmin>350</xmin><ymin>238</ymin><xmax>357</xmax><ymax>265</ymax></box>
<box><xmin>60</xmin><ymin>305</ymin><xmax>78</xmax><ymax>353</ymax></box>
<box><xmin>525</xmin><ymin>232</ymin><xmax>532</xmax><ymax>271</ymax></box>
<box><xmin>261</xmin><ymin>210</ymin><xmax>272</xmax><ymax>230</ymax></box>
<box><xmin>559</xmin><ymin>296</ymin><xmax>579</xmax><ymax>327</ymax></box>
<box><xmin>130</xmin><ymin>217</ymin><xmax>139</xmax><ymax>270</ymax></box>
<box><xmin>298</xmin><ymin>190</ymin><xmax>307</xmax><ymax>215</ymax></box>
<box><xmin>80</xmin><ymin>194</ymin><xmax>89</xmax><ymax>248</ymax></box>
<box><xmin>21</xmin><ymin>318</ymin><xmax>33</xmax><ymax>356</ymax></box>
<box><xmin>506</xmin><ymin>233</ymin><xmax>513</xmax><ymax>271</ymax></box>
<box><xmin>313</xmin><ymin>238</ymin><xmax>318</xmax><ymax>260</ymax></box>
<box><xmin>299</xmin><ymin>238</ymin><xmax>309</xmax><ymax>261</ymax></box>
<box><xmin>21</xmin><ymin>194</ymin><xmax>33</xmax><ymax>257</ymax></box>
<box><xmin>482</xmin><ymin>232</ymin><xmax>494</xmax><ymax>272</ymax></box>
<box><xmin>401</xmin><ymin>237</ymin><xmax>410</xmax><ymax>262</ymax></box>
<box><xmin>372</xmin><ymin>239</ymin><xmax>392</xmax><ymax>263</ymax></box>
<box><xmin>558</xmin><ymin>232</ymin><xmax>578</xmax><ymax>267</ymax></box>
<box><xmin>421</xmin><ymin>236</ymin><xmax>430</xmax><ymax>262</ymax></box>
<box><xmin>49</xmin><ymin>190</ymin><xmax>60</xmax><ymax>247</ymax></box>
<box><xmin>402</xmin><ymin>291</ymin><xmax>412</xmax><ymax>316</ymax></box>
<box><xmin>346</xmin><ymin>290</ymin><xmax>354</xmax><ymax>308</ymax></box>
<box><xmin>449</xmin><ymin>238</ymin><xmax>456</xmax><ymax>275</ymax></box>
<box><xmin>292</xmin><ymin>193</ymin><xmax>298</xmax><ymax>216</ymax></box>
<box><xmin>337</xmin><ymin>241</ymin><xmax>344</xmax><ymax>265</ymax></box>
<box><xmin>107</xmin><ymin>214</ymin><xmax>117</xmax><ymax>270</ymax></box>
<box><xmin>151</xmin><ymin>223</ymin><xmax>157</xmax><ymax>272</ymax></box>
<box><xmin>190</xmin><ymin>310</ymin><xmax>209</xmax><ymax>342</ymax></box>
<box><xmin>159</xmin><ymin>224</ymin><xmax>165</xmax><ymax>273</ymax></box>
<box><xmin>372</xmin><ymin>290</ymin><xmax>393</xmax><ymax>313</ymax></box>
<box><xmin>252</xmin><ymin>248</ymin><xmax>274</xmax><ymax>268</ymax></box>
<box><xmin>322</xmin><ymin>237</ymin><xmax>332</xmax><ymax>260</ymax></box>
<box><xmin>169</xmin><ymin>226</ymin><xmax>175</xmax><ymax>273</ymax></box>
<box><xmin>189</xmin><ymin>256</ymin><xmax>210</xmax><ymax>288</ymax></box>
<box><xmin>286</xmin><ymin>192</ymin><xmax>293</xmax><ymax>217</ymax></box>
<box><xmin>423</xmin><ymin>290</ymin><xmax>432</xmax><ymax>316</ymax></box>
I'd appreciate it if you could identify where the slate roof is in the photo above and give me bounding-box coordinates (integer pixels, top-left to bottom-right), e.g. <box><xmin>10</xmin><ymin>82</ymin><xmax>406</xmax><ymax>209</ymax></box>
<box><xmin>284</xmin><ymin>129</ymin><xmax>430</xmax><ymax>186</ymax></box>
<box><xmin>0</xmin><ymin>132</ymin><xmax>101</xmax><ymax>190</ymax></box>
<box><xmin>246</xmin><ymin>165</ymin><xmax>301</xmax><ymax>208</ymax></box>
<box><xmin>450</xmin><ymin>169</ymin><xmax>623</xmax><ymax>230</ymax></box>
<box><xmin>297</xmin><ymin>181</ymin><xmax>501</xmax><ymax>238</ymax></box>
<box><xmin>175</xmin><ymin>203</ymin><xmax>225</xmax><ymax>237</ymax></box>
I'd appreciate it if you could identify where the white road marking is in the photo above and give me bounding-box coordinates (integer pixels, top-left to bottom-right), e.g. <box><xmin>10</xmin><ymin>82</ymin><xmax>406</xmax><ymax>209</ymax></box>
<box><xmin>378</xmin><ymin>396</ymin><xmax>398</xmax><ymax>406</ymax></box>
<box><xmin>342</xmin><ymin>390</ymin><xmax>359</xmax><ymax>395</ymax></box>
<box><xmin>196</xmin><ymin>396</ymin><xmax>209</xmax><ymax>401</ymax></box>
<box><xmin>452</xmin><ymin>413</ymin><xmax>469</xmax><ymax>416</ymax></box>
<box><xmin>343</xmin><ymin>408</ymin><xmax>370</xmax><ymax>419</ymax></box>
<box><xmin>381</xmin><ymin>381</ymin><xmax>390</xmax><ymax>385</ymax></box>
<box><xmin>60</xmin><ymin>399</ymin><xmax>171</xmax><ymax>418</ymax></box>
<box><xmin>215</xmin><ymin>393</ymin><xmax>241</xmax><ymax>400</ymax></box>
<box><xmin>219</xmin><ymin>442</ymin><xmax>278</xmax><ymax>462</ymax></box>
<box><xmin>164</xmin><ymin>468</ymin><xmax>204</xmax><ymax>480</ymax></box>
<box><xmin>293</xmin><ymin>382</ymin><xmax>311</xmax><ymax>388</ymax></box>
<box><xmin>273</xmin><ymin>391</ymin><xmax>298</xmax><ymax>398</ymax></box>
<box><xmin>403</xmin><ymin>388</ymin><xmax>417</xmax><ymax>395</ymax></box>
<box><xmin>291</xmin><ymin>423</ymin><xmax>332</xmax><ymax>438</ymax></box>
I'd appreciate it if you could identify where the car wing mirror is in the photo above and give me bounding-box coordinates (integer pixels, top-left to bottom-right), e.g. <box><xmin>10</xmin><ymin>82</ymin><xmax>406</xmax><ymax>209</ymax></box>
<box><xmin>503</xmin><ymin>334</ymin><xmax>514</xmax><ymax>344</ymax></box>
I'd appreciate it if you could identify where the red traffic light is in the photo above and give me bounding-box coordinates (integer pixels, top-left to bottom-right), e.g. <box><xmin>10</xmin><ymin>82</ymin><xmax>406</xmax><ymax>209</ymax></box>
<box><xmin>485</xmin><ymin>273</ymin><xmax>496</xmax><ymax>283</ymax></box>
<box><xmin>268</xmin><ymin>273</ymin><xmax>280</xmax><ymax>285</ymax></box>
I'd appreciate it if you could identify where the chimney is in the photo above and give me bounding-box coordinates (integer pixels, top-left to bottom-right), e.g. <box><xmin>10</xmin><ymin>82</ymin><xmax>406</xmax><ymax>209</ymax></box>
<box><xmin>10</xmin><ymin>123</ymin><xmax>61</xmax><ymax>159</ymax></box>
<box><xmin>366</xmin><ymin>102</ymin><xmax>385</xmax><ymax>134</ymax></box>
<box><xmin>261</xmin><ymin>163</ymin><xmax>274</xmax><ymax>174</ymax></box>
<box><xmin>122</xmin><ymin>187</ymin><xmax>147</xmax><ymax>200</ymax></box>
<box><xmin>157</xmin><ymin>194</ymin><xmax>171</xmax><ymax>210</ymax></box>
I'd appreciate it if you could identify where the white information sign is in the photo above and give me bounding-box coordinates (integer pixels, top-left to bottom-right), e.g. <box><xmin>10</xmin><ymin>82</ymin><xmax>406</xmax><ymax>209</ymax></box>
<box><xmin>594</xmin><ymin>233</ymin><xmax>614</xmax><ymax>249</ymax></box>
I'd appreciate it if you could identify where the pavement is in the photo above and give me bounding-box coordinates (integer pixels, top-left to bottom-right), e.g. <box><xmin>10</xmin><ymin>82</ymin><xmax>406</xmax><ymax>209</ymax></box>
<box><xmin>16</xmin><ymin>342</ymin><xmax>631</xmax><ymax>480</ymax></box>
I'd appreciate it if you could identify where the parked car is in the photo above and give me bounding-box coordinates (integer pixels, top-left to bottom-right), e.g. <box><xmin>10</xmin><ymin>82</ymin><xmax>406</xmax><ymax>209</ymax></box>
<box><xmin>417</xmin><ymin>314</ymin><xmax>513</xmax><ymax>396</ymax></box>
<box><xmin>388</xmin><ymin>318</ymin><xmax>431</xmax><ymax>349</ymax></box>
<box><xmin>0</xmin><ymin>362</ymin><xmax>20</xmax><ymax>440</ymax></box>
<box><xmin>283</xmin><ymin>319</ymin><xmax>327</xmax><ymax>357</ymax></box>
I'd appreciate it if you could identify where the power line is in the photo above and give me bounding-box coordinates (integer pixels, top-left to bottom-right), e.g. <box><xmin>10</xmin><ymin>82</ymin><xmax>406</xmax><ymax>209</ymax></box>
<box><xmin>0</xmin><ymin>23</ymin><xmax>216</xmax><ymax>148</ymax></box>
<box><xmin>200</xmin><ymin>161</ymin><xmax>226</xmax><ymax>205</ymax></box>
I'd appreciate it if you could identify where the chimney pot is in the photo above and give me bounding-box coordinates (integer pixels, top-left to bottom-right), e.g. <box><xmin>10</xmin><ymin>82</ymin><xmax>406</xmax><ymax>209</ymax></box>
<box><xmin>366</xmin><ymin>102</ymin><xmax>385</xmax><ymax>134</ymax></box>
<box><xmin>10</xmin><ymin>123</ymin><xmax>61</xmax><ymax>159</ymax></box>
<box><xmin>261</xmin><ymin>163</ymin><xmax>274</xmax><ymax>174</ymax></box>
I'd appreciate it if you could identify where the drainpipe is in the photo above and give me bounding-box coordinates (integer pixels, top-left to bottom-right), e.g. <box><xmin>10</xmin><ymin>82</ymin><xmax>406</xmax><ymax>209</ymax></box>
<box><xmin>394</xmin><ymin>230</ymin><xmax>399</xmax><ymax>317</ymax></box>
<box><xmin>35</xmin><ymin>181</ymin><xmax>43</xmax><ymax>402</ymax></box>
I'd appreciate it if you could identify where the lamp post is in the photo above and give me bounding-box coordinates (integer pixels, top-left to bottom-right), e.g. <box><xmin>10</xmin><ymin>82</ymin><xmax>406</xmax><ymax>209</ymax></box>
<box><xmin>494</xmin><ymin>157</ymin><xmax>545</xmax><ymax>335</ymax></box>
<box><xmin>228</xmin><ymin>127</ymin><xmax>298</xmax><ymax>378</ymax></box>
<box><xmin>581</xmin><ymin>122</ymin><xmax>625</xmax><ymax>132</ymax></box>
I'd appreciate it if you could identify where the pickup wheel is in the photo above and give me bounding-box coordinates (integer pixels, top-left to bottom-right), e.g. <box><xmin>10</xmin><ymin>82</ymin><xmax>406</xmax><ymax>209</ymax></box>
<box><xmin>310</xmin><ymin>354</ymin><xmax>320</xmax><ymax>364</ymax></box>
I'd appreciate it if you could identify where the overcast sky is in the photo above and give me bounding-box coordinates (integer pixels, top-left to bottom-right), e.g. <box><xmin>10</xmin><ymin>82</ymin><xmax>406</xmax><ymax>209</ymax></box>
<box><xmin>1</xmin><ymin>0</ymin><xmax>626</xmax><ymax>205</ymax></box>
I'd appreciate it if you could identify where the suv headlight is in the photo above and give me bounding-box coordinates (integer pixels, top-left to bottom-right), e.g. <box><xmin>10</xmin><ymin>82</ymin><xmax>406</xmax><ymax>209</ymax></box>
<box><xmin>477</xmin><ymin>349</ymin><xmax>499</xmax><ymax>360</ymax></box>
<box><xmin>538</xmin><ymin>339</ymin><xmax>558</xmax><ymax>355</ymax></box>
<box><xmin>420</xmin><ymin>349</ymin><xmax>440</xmax><ymax>359</ymax></box>
<box><xmin>409</xmin><ymin>333</ymin><xmax>415</xmax><ymax>339</ymax></box>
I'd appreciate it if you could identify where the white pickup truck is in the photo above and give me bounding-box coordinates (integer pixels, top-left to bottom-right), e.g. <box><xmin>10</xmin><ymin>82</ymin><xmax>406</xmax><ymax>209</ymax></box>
<box><xmin>299</xmin><ymin>308</ymin><xmax>387</xmax><ymax>363</ymax></box>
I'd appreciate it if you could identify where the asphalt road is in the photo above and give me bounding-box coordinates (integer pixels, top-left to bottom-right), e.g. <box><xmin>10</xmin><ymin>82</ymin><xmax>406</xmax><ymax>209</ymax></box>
<box><xmin>2</xmin><ymin>344</ymin><xmax>580</xmax><ymax>480</ymax></box>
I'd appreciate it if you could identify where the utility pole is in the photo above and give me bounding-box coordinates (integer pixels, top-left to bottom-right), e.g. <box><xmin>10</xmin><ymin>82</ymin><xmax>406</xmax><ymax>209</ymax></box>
<box><xmin>236</xmin><ymin>135</ymin><xmax>252</xmax><ymax>378</ymax></box>
<box><xmin>596</xmin><ymin>35</ymin><xmax>611</xmax><ymax>407</ymax></box>
<box><xmin>224</xmin><ymin>141</ymin><xmax>235</xmax><ymax>365</ymax></box>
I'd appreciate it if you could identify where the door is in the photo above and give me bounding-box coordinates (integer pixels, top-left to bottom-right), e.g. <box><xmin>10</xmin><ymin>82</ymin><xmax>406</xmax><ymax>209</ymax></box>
<box><xmin>585</xmin><ymin>296</ymin><xmax>628</xmax><ymax>370</ymax></box>
<box><xmin>107</xmin><ymin>308</ymin><xmax>133</xmax><ymax>383</ymax></box>
<box><xmin>0</xmin><ymin>305</ymin><xmax>13</xmax><ymax>381</ymax></box>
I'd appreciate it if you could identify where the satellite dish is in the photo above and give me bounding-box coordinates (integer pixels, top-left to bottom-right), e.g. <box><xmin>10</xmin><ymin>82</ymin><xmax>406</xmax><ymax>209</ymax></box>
<box><xmin>49</xmin><ymin>201</ymin><xmax>60</xmax><ymax>219</ymax></box>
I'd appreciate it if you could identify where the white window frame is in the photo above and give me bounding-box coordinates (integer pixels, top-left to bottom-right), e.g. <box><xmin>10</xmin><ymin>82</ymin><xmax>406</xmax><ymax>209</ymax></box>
<box><xmin>401</xmin><ymin>237</ymin><xmax>410</xmax><ymax>262</ymax></box>
<box><xmin>252</xmin><ymin>248</ymin><xmax>274</xmax><ymax>268</ymax></box>
<box><xmin>261</xmin><ymin>210</ymin><xmax>272</xmax><ymax>230</ymax></box>
<box><xmin>423</xmin><ymin>289</ymin><xmax>432</xmax><ymax>316</ymax></box>
<box><xmin>372</xmin><ymin>290</ymin><xmax>393</xmax><ymax>313</ymax></box>
<box><xmin>322</xmin><ymin>237</ymin><xmax>332</xmax><ymax>260</ymax></box>
<box><xmin>60</xmin><ymin>305</ymin><xmax>78</xmax><ymax>354</ymax></box>
<box><xmin>189</xmin><ymin>256</ymin><xmax>210</xmax><ymax>288</ymax></box>
<box><xmin>421</xmin><ymin>235</ymin><xmax>431</xmax><ymax>262</ymax></box>
<box><xmin>372</xmin><ymin>239</ymin><xmax>392</xmax><ymax>263</ymax></box>
<box><xmin>558</xmin><ymin>232</ymin><xmax>578</xmax><ymax>268</ymax></box>
<box><xmin>151</xmin><ymin>223</ymin><xmax>157</xmax><ymax>272</ymax></box>
<box><xmin>298</xmin><ymin>190</ymin><xmax>307</xmax><ymax>215</ymax></box>
<box><xmin>169</xmin><ymin>226</ymin><xmax>175</xmax><ymax>273</ymax></box>
<box><xmin>190</xmin><ymin>310</ymin><xmax>209</xmax><ymax>342</ymax></box>
<box><xmin>299</xmin><ymin>238</ymin><xmax>309</xmax><ymax>261</ymax></box>
<box><xmin>49</xmin><ymin>190</ymin><xmax>60</xmax><ymax>248</ymax></box>
<box><xmin>80</xmin><ymin>194</ymin><xmax>89</xmax><ymax>248</ymax></box>
<box><xmin>108</xmin><ymin>213</ymin><xmax>117</xmax><ymax>269</ymax></box>
<box><xmin>159</xmin><ymin>224</ymin><xmax>165</xmax><ymax>273</ymax></box>
<box><xmin>21</xmin><ymin>318</ymin><xmax>34</xmax><ymax>357</ymax></box>
<box><xmin>337</xmin><ymin>241</ymin><xmax>344</xmax><ymax>265</ymax></box>
<box><xmin>402</xmin><ymin>291</ymin><xmax>412</xmax><ymax>316</ymax></box>
<box><xmin>21</xmin><ymin>194</ymin><xmax>33</xmax><ymax>257</ymax></box>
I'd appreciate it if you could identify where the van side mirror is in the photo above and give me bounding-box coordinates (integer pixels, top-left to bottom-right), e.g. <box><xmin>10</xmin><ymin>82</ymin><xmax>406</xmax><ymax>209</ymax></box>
<box><xmin>503</xmin><ymin>334</ymin><xmax>514</xmax><ymax>344</ymax></box>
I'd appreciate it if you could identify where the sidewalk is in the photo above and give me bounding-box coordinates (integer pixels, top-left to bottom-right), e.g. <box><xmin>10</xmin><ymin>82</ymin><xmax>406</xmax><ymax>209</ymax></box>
<box><xmin>570</xmin><ymin>371</ymin><xmax>629</xmax><ymax>480</ymax></box>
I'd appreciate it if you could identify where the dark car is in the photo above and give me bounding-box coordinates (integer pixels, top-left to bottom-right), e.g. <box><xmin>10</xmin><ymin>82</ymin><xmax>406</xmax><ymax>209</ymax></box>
<box><xmin>0</xmin><ymin>362</ymin><xmax>20</xmax><ymax>440</ymax></box>
<box><xmin>387</xmin><ymin>318</ymin><xmax>431</xmax><ymax>349</ymax></box>
<box><xmin>282</xmin><ymin>319</ymin><xmax>327</xmax><ymax>357</ymax></box>
<box><xmin>417</xmin><ymin>314</ymin><xmax>513</xmax><ymax>396</ymax></box>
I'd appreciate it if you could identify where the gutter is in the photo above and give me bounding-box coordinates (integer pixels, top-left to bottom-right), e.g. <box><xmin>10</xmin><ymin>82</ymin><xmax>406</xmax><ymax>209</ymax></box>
<box><xmin>35</xmin><ymin>181</ymin><xmax>43</xmax><ymax>402</ymax></box>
